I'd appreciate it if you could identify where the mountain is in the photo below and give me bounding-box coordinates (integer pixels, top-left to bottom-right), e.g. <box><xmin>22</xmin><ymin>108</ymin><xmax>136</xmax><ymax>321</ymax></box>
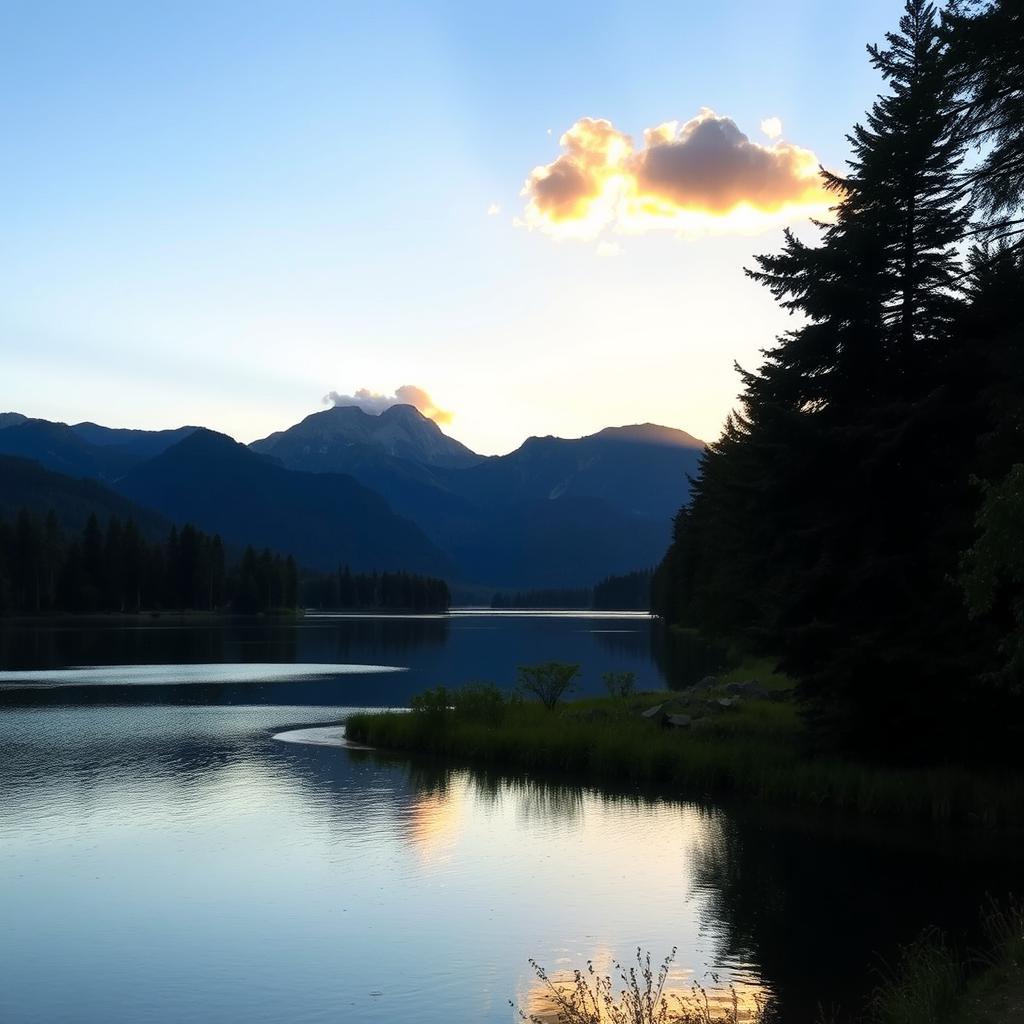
<box><xmin>254</xmin><ymin>406</ymin><xmax>704</xmax><ymax>587</ymax></box>
<box><xmin>0</xmin><ymin>417</ymin><xmax>196</xmax><ymax>481</ymax></box>
<box><xmin>0</xmin><ymin>455</ymin><xmax>169</xmax><ymax>537</ymax></box>
<box><xmin>2</xmin><ymin>407</ymin><xmax>705</xmax><ymax>588</ymax></box>
<box><xmin>252</xmin><ymin>404</ymin><xmax>483</xmax><ymax>471</ymax></box>
<box><xmin>116</xmin><ymin>428</ymin><xmax>453</xmax><ymax>575</ymax></box>
<box><xmin>70</xmin><ymin>422</ymin><xmax>197</xmax><ymax>460</ymax></box>
<box><xmin>0</xmin><ymin>419</ymin><xmax>136</xmax><ymax>480</ymax></box>
<box><xmin>442</xmin><ymin>423</ymin><xmax>705</xmax><ymax>523</ymax></box>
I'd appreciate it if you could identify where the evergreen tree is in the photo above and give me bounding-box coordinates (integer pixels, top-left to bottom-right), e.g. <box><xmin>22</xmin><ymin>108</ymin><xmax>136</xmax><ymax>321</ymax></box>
<box><xmin>656</xmin><ymin>1</ymin><xmax>986</xmax><ymax>755</ymax></box>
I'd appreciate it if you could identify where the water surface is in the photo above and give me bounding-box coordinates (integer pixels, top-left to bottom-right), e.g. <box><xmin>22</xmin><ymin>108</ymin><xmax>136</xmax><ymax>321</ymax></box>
<box><xmin>0</xmin><ymin>615</ymin><xmax>1018</xmax><ymax>1023</ymax></box>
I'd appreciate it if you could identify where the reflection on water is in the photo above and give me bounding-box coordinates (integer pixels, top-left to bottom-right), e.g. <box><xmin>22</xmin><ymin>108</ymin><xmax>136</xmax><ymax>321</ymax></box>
<box><xmin>1</xmin><ymin>702</ymin><xmax>753</xmax><ymax>1024</ymax></box>
<box><xmin>0</xmin><ymin>662</ymin><xmax>404</xmax><ymax>688</ymax></box>
<box><xmin>0</xmin><ymin>613</ymin><xmax>731</xmax><ymax>708</ymax></box>
<box><xmin>1</xmin><ymin>624</ymin><xmax>1021</xmax><ymax>1023</ymax></box>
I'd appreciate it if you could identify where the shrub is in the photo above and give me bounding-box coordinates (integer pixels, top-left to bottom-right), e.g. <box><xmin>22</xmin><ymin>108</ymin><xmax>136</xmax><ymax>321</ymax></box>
<box><xmin>410</xmin><ymin>686</ymin><xmax>452</xmax><ymax>717</ymax></box>
<box><xmin>453</xmin><ymin>682</ymin><xmax>507</xmax><ymax>724</ymax></box>
<box><xmin>603</xmin><ymin>670</ymin><xmax>636</xmax><ymax>699</ymax></box>
<box><xmin>517</xmin><ymin>662</ymin><xmax>581</xmax><ymax>710</ymax></box>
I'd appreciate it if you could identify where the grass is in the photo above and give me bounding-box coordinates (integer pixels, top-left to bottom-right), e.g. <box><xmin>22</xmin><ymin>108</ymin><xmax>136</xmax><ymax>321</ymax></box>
<box><xmin>512</xmin><ymin>902</ymin><xmax>1024</xmax><ymax>1024</ymax></box>
<box><xmin>345</xmin><ymin>660</ymin><xmax>1024</xmax><ymax>826</ymax></box>
<box><xmin>514</xmin><ymin>947</ymin><xmax>774</xmax><ymax>1024</ymax></box>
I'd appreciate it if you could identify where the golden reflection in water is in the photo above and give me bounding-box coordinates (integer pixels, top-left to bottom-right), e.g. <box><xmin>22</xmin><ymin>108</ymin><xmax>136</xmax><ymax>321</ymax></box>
<box><xmin>519</xmin><ymin>952</ymin><xmax>770</xmax><ymax>1023</ymax></box>
<box><xmin>403</xmin><ymin>784</ymin><xmax>465</xmax><ymax>864</ymax></box>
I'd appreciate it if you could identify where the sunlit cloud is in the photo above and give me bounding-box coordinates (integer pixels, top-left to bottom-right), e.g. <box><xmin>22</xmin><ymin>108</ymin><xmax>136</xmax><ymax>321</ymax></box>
<box><xmin>522</xmin><ymin>109</ymin><xmax>830</xmax><ymax>239</ymax></box>
<box><xmin>487</xmin><ymin>202</ymin><xmax>501</xmax><ymax>216</ymax></box>
<box><xmin>760</xmin><ymin>116</ymin><xmax>783</xmax><ymax>140</ymax></box>
<box><xmin>323</xmin><ymin>384</ymin><xmax>455</xmax><ymax>425</ymax></box>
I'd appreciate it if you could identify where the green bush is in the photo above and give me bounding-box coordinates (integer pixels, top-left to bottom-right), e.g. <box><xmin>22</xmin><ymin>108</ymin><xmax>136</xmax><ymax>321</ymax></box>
<box><xmin>517</xmin><ymin>661</ymin><xmax>580</xmax><ymax>710</ymax></box>
<box><xmin>452</xmin><ymin>683</ymin><xmax>508</xmax><ymax>724</ymax></box>
<box><xmin>602</xmin><ymin>670</ymin><xmax>636</xmax><ymax>699</ymax></box>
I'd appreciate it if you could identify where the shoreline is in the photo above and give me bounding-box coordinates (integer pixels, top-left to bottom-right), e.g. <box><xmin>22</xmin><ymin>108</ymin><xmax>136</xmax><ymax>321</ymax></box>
<box><xmin>343</xmin><ymin>664</ymin><xmax>1024</xmax><ymax>828</ymax></box>
<box><xmin>272</xmin><ymin>724</ymin><xmax>375</xmax><ymax>750</ymax></box>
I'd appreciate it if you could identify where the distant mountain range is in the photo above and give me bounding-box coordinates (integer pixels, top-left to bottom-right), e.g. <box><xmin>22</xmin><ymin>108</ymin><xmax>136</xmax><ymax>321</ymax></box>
<box><xmin>0</xmin><ymin>405</ymin><xmax>704</xmax><ymax>588</ymax></box>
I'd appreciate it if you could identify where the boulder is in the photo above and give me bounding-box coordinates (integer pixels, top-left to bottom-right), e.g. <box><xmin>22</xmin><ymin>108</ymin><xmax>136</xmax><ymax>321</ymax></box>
<box><xmin>641</xmin><ymin>703</ymin><xmax>665</xmax><ymax>719</ymax></box>
<box><xmin>664</xmin><ymin>714</ymin><xmax>692</xmax><ymax>728</ymax></box>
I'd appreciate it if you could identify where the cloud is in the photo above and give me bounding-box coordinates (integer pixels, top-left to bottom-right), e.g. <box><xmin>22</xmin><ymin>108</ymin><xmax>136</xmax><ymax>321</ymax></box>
<box><xmin>760</xmin><ymin>116</ymin><xmax>783</xmax><ymax>140</ymax></box>
<box><xmin>323</xmin><ymin>385</ymin><xmax>454</xmax><ymax>424</ymax></box>
<box><xmin>596</xmin><ymin>240</ymin><xmax>622</xmax><ymax>257</ymax></box>
<box><xmin>522</xmin><ymin>109</ymin><xmax>829</xmax><ymax>238</ymax></box>
<box><xmin>487</xmin><ymin>202</ymin><xmax>501</xmax><ymax>216</ymax></box>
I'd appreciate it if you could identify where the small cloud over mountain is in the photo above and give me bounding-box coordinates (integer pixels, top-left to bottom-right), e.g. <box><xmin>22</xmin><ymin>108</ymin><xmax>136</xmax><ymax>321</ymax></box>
<box><xmin>522</xmin><ymin>109</ymin><xmax>829</xmax><ymax>239</ymax></box>
<box><xmin>323</xmin><ymin>385</ymin><xmax>454</xmax><ymax>425</ymax></box>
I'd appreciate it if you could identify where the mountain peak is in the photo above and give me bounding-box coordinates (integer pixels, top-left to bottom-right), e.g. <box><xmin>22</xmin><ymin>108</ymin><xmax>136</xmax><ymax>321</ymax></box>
<box><xmin>593</xmin><ymin>423</ymin><xmax>705</xmax><ymax>448</ymax></box>
<box><xmin>252</xmin><ymin>404</ymin><xmax>482</xmax><ymax>470</ymax></box>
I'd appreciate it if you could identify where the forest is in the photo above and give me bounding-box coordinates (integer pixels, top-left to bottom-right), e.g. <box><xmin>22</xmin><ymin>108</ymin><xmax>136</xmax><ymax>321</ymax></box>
<box><xmin>0</xmin><ymin>508</ymin><xmax>450</xmax><ymax>615</ymax></box>
<box><xmin>653</xmin><ymin>0</ymin><xmax>1024</xmax><ymax>760</ymax></box>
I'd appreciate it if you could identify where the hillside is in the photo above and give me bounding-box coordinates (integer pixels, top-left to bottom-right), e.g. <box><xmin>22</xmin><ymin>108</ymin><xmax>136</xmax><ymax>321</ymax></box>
<box><xmin>116</xmin><ymin>429</ymin><xmax>453</xmax><ymax>575</ymax></box>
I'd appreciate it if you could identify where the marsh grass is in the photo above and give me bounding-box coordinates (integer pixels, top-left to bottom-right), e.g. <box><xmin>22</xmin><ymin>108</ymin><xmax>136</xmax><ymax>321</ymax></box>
<box><xmin>346</xmin><ymin>660</ymin><xmax>1024</xmax><ymax>824</ymax></box>
<box><xmin>868</xmin><ymin>928</ymin><xmax>964</xmax><ymax>1024</ymax></box>
<box><xmin>513</xmin><ymin>948</ymin><xmax>774</xmax><ymax>1024</ymax></box>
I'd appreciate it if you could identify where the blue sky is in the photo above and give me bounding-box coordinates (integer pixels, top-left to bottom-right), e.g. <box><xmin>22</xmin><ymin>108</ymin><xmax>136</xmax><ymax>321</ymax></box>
<box><xmin>1</xmin><ymin>0</ymin><xmax>900</xmax><ymax>453</ymax></box>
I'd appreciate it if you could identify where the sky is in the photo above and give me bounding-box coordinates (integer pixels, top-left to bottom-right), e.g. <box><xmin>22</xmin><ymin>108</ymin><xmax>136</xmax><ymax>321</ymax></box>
<box><xmin>1</xmin><ymin>0</ymin><xmax>901</xmax><ymax>455</ymax></box>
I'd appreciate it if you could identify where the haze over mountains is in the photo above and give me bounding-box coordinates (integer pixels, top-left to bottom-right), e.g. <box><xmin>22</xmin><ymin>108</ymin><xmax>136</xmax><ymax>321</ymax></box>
<box><xmin>0</xmin><ymin>405</ymin><xmax>704</xmax><ymax>590</ymax></box>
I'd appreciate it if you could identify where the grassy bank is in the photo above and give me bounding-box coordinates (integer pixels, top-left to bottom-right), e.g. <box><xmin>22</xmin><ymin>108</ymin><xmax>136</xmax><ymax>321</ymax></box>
<box><xmin>346</xmin><ymin>661</ymin><xmax>1024</xmax><ymax>826</ymax></box>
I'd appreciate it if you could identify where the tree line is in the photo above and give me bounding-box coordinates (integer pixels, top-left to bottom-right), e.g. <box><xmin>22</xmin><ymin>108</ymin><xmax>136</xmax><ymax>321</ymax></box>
<box><xmin>302</xmin><ymin>565</ymin><xmax>450</xmax><ymax>612</ymax></box>
<box><xmin>0</xmin><ymin>508</ymin><xmax>450</xmax><ymax>615</ymax></box>
<box><xmin>653</xmin><ymin>0</ymin><xmax>1024</xmax><ymax>759</ymax></box>
<box><xmin>490</xmin><ymin>570</ymin><xmax>653</xmax><ymax>610</ymax></box>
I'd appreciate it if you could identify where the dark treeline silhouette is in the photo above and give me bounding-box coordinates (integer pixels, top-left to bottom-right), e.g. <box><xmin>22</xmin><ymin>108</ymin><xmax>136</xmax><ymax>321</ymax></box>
<box><xmin>490</xmin><ymin>569</ymin><xmax>653</xmax><ymax>610</ymax></box>
<box><xmin>301</xmin><ymin>565</ymin><xmax>450</xmax><ymax>612</ymax></box>
<box><xmin>491</xmin><ymin>587</ymin><xmax>591</xmax><ymax>609</ymax></box>
<box><xmin>653</xmin><ymin>0</ymin><xmax>1024</xmax><ymax>759</ymax></box>
<box><xmin>593</xmin><ymin>569</ymin><xmax>653</xmax><ymax>610</ymax></box>
<box><xmin>0</xmin><ymin>508</ymin><xmax>300</xmax><ymax>614</ymax></box>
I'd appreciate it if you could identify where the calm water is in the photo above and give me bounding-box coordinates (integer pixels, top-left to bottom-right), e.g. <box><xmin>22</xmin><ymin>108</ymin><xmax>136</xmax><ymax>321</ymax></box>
<box><xmin>0</xmin><ymin>614</ymin><xmax>1019</xmax><ymax>1023</ymax></box>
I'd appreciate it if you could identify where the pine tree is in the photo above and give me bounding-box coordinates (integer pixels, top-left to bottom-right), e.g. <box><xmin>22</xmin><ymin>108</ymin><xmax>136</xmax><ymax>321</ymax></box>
<box><xmin>656</xmin><ymin>1</ymin><xmax>979</xmax><ymax>754</ymax></box>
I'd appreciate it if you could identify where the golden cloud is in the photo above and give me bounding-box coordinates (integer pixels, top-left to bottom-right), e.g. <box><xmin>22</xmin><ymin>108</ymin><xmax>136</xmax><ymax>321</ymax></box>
<box><xmin>522</xmin><ymin>109</ymin><xmax>830</xmax><ymax>238</ymax></box>
<box><xmin>323</xmin><ymin>384</ymin><xmax>454</xmax><ymax>425</ymax></box>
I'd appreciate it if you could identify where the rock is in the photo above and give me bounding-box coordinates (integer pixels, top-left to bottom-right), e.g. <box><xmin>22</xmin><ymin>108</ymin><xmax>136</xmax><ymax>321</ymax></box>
<box><xmin>693</xmin><ymin>675</ymin><xmax>718</xmax><ymax>690</ymax></box>
<box><xmin>641</xmin><ymin>703</ymin><xmax>665</xmax><ymax>718</ymax></box>
<box><xmin>664</xmin><ymin>714</ymin><xmax>692</xmax><ymax>728</ymax></box>
<box><xmin>725</xmin><ymin>679</ymin><xmax>769</xmax><ymax>698</ymax></box>
<box><xmin>716</xmin><ymin>696</ymin><xmax>740</xmax><ymax>708</ymax></box>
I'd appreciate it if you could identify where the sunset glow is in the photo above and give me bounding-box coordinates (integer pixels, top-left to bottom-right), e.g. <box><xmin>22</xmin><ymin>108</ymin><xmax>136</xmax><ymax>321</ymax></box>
<box><xmin>523</xmin><ymin>110</ymin><xmax>830</xmax><ymax>241</ymax></box>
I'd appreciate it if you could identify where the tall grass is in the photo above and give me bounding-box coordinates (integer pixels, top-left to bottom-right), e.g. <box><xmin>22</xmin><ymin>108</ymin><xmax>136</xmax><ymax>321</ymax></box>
<box><xmin>345</xmin><ymin>668</ymin><xmax>1024</xmax><ymax>825</ymax></box>
<box><xmin>513</xmin><ymin>948</ymin><xmax>774</xmax><ymax>1024</ymax></box>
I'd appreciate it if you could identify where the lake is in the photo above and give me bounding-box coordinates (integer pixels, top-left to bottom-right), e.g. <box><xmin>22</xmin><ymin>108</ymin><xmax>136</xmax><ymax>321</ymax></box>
<box><xmin>0</xmin><ymin>613</ymin><xmax>1019</xmax><ymax>1023</ymax></box>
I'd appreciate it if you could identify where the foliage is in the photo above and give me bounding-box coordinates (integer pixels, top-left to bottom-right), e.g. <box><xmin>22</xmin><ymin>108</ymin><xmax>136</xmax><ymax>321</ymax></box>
<box><xmin>943</xmin><ymin>0</ymin><xmax>1024</xmax><ymax>225</ymax></box>
<box><xmin>303</xmin><ymin>564</ymin><xmax>450</xmax><ymax>612</ymax></box>
<box><xmin>452</xmin><ymin>682</ymin><xmax>509</xmax><ymax>723</ymax></box>
<box><xmin>0</xmin><ymin>507</ymin><xmax>299</xmax><ymax>614</ymax></box>
<box><xmin>959</xmin><ymin>466</ymin><xmax>1024</xmax><ymax>687</ymax></box>
<box><xmin>603</xmin><ymin>671</ymin><xmax>636</xmax><ymax>699</ymax></box>
<box><xmin>409</xmin><ymin>686</ymin><xmax>453</xmax><ymax>717</ymax></box>
<box><xmin>653</xmin><ymin>0</ymin><xmax>1024</xmax><ymax>759</ymax></box>
<box><xmin>514</xmin><ymin>948</ymin><xmax>772</xmax><ymax>1024</ymax></box>
<box><xmin>593</xmin><ymin>570</ymin><xmax>654</xmax><ymax>611</ymax></box>
<box><xmin>868</xmin><ymin>929</ymin><xmax>963</xmax><ymax>1024</ymax></box>
<box><xmin>346</xmin><ymin>662</ymin><xmax>1024</xmax><ymax>825</ymax></box>
<box><xmin>518</xmin><ymin>662</ymin><xmax>581</xmax><ymax>710</ymax></box>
